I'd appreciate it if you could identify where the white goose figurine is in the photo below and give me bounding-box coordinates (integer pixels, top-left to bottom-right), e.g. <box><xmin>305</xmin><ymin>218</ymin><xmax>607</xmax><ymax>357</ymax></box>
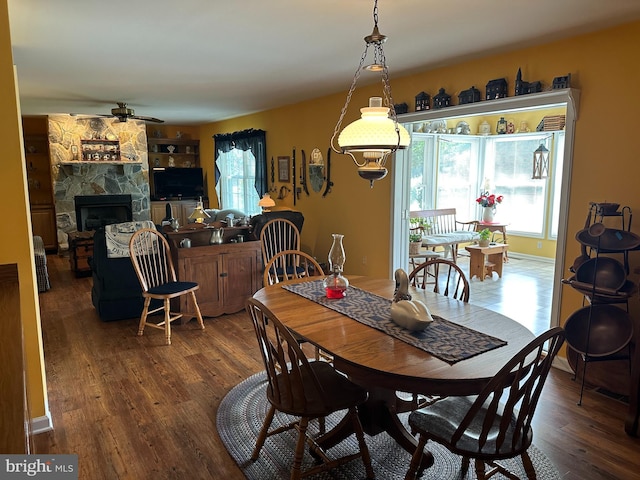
<box><xmin>390</xmin><ymin>269</ymin><xmax>434</xmax><ymax>331</ymax></box>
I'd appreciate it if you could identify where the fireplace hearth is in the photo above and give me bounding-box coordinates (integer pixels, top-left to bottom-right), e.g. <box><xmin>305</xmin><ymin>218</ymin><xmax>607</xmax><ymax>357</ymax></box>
<box><xmin>75</xmin><ymin>194</ymin><xmax>133</xmax><ymax>231</ymax></box>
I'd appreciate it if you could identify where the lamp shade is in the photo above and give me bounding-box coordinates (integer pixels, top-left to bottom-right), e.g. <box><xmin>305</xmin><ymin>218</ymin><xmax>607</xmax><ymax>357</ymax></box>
<box><xmin>338</xmin><ymin>97</ymin><xmax>410</xmax><ymax>154</ymax></box>
<box><xmin>258</xmin><ymin>193</ymin><xmax>276</xmax><ymax>211</ymax></box>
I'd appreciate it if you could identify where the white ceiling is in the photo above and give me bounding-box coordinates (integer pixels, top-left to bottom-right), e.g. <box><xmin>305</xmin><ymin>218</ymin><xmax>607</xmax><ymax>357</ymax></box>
<box><xmin>8</xmin><ymin>0</ymin><xmax>640</xmax><ymax>125</ymax></box>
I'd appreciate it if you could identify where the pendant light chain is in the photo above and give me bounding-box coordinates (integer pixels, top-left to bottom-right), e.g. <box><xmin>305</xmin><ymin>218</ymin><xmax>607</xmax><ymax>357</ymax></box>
<box><xmin>330</xmin><ymin>0</ymin><xmax>410</xmax><ymax>185</ymax></box>
<box><xmin>330</xmin><ymin>46</ymin><xmax>369</xmax><ymax>156</ymax></box>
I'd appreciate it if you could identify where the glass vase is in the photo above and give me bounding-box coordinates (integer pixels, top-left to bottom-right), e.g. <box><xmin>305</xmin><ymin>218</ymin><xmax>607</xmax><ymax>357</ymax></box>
<box><xmin>323</xmin><ymin>233</ymin><xmax>349</xmax><ymax>298</ymax></box>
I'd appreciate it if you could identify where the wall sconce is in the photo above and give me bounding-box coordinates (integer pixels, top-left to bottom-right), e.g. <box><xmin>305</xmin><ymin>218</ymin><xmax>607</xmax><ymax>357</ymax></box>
<box><xmin>258</xmin><ymin>193</ymin><xmax>276</xmax><ymax>212</ymax></box>
<box><xmin>532</xmin><ymin>144</ymin><xmax>550</xmax><ymax>179</ymax></box>
<box><xmin>330</xmin><ymin>0</ymin><xmax>410</xmax><ymax>188</ymax></box>
<box><xmin>188</xmin><ymin>197</ymin><xmax>210</xmax><ymax>223</ymax></box>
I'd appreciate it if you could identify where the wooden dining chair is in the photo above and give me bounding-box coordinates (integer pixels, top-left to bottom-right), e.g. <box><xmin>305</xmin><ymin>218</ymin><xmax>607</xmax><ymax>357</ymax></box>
<box><xmin>409</xmin><ymin>258</ymin><xmax>470</xmax><ymax>303</ymax></box>
<box><xmin>246</xmin><ymin>298</ymin><xmax>374</xmax><ymax>480</ymax></box>
<box><xmin>263</xmin><ymin>249</ymin><xmax>324</xmax><ymax>286</ymax></box>
<box><xmin>128</xmin><ymin>228</ymin><xmax>204</xmax><ymax>345</ymax></box>
<box><xmin>404</xmin><ymin>327</ymin><xmax>565</xmax><ymax>480</ymax></box>
<box><xmin>263</xmin><ymin>249</ymin><xmax>328</xmax><ymax>364</ymax></box>
<box><xmin>260</xmin><ymin>218</ymin><xmax>301</xmax><ymax>271</ymax></box>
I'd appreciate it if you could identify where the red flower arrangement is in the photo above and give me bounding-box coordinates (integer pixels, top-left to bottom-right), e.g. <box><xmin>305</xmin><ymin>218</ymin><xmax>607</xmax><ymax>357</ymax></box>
<box><xmin>476</xmin><ymin>191</ymin><xmax>504</xmax><ymax>207</ymax></box>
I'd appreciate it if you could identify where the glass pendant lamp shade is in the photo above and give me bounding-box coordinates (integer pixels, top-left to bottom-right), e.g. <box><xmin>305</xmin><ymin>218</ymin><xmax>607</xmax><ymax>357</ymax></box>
<box><xmin>338</xmin><ymin>97</ymin><xmax>410</xmax><ymax>153</ymax></box>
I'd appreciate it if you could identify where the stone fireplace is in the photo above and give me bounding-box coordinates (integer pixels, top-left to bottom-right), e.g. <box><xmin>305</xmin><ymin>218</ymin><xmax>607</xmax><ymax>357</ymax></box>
<box><xmin>47</xmin><ymin>115</ymin><xmax>150</xmax><ymax>248</ymax></box>
<box><xmin>74</xmin><ymin>194</ymin><xmax>133</xmax><ymax>231</ymax></box>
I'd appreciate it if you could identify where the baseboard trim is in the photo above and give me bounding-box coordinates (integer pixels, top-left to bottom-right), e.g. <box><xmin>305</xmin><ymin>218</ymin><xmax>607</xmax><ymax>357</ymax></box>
<box><xmin>31</xmin><ymin>410</ymin><xmax>54</xmax><ymax>434</ymax></box>
<box><xmin>553</xmin><ymin>355</ymin><xmax>573</xmax><ymax>374</ymax></box>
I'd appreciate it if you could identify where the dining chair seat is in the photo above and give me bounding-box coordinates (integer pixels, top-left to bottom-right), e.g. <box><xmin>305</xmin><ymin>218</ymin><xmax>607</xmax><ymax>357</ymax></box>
<box><xmin>148</xmin><ymin>281</ymin><xmax>198</xmax><ymax>295</ymax></box>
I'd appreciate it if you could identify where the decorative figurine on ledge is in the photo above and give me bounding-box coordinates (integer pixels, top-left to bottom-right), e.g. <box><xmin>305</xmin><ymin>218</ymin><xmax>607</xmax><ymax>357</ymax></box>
<box><xmin>433</xmin><ymin>88</ymin><xmax>452</xmax><ymax>109</ymax></box>
<box><xmin>486</xmin><ymin>78</ymin><xmax>508</xmax><ymax>100</ymax></box>
<box><xmin>394</xmin><ymin>103</ymin><xmax>409</xmax><ymax>114</ymax></box>
<box><xmin>458</xmin><ymin>85</ymin><xmax>481</xmax><ymax>104</ymax></box>
<box><xmin>415</xmin><ymin>91</ymin><xmax>431</xmax><ymax>111</ymax></box>
<box><xmin>553</xmin><ymin>73</ymin><xmax>572</xmax><ymax>89</ymax></box>
<box><xmin>515</xmin><ymin>68</ymin><xmax>542</xmax><ymax>96</ymax></box>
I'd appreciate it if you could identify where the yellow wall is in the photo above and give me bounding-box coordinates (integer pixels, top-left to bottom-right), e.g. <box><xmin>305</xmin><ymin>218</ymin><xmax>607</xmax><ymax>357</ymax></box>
<box><xmin>1</xmin><ymin>0</ymin><xmax>48</xmax><ymax>424</ymax></box>
<box><xmin>199</xmin><ymin>20</ymin><xmax>640</xmax><ymax>328</ymax></box>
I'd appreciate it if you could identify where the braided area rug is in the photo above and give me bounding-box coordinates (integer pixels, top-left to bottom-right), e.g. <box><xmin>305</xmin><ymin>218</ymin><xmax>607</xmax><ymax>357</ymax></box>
<box><xmin>217</xmin><ymin>371</ymin><xmax>561</xmax><ymax>479</ymax></box>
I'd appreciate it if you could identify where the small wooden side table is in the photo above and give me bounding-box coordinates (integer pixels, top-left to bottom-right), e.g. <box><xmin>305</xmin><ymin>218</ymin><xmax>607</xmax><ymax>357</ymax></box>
<box><xmin>68</xmin><ymin>230</ymin><xmax>95</xmax><ymax>277</ymax></box>
<box><xmin>465</xmin><ymin>243</ymin><xmax>508</xmax><ymax>281</ymax></box>
<box><xmin>476</xmin><ymin>222</ymin><xmax>509</xmax><ymax>260</ymax></box>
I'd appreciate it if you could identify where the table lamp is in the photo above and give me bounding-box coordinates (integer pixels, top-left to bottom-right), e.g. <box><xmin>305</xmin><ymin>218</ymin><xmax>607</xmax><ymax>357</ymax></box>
<box><xmin>188</xmin><ymin>197</ymin><xmax>210</xmax><ymax>224</ymax></box>
<box><xmin>258</xmin><ymin>193</ymin><xmax>276</xmax><ymax>212</ymax></box>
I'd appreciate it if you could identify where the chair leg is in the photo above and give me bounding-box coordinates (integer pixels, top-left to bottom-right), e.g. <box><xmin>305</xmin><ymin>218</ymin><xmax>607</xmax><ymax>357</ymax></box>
<box><xmin>190</xmin><ymin>291</ymin><xmax>205</xmax><ymax>330</ymax></box>
<box><xmin>252</xmin><ymin>405</ymin><xmax>275</xmax><ymax>461</ymax></box>
<box><xmin>291</xmin><ymin>417</ymin><xmax>309</xmax><ymax>480</ymax></box>
<box><xmin>521</xmin><ymin>451</ymin><xmax>537</xmax><ymax>479</ymax></box>
<box><xmin>349</xmin><ymin>407</ymin><xmax>374</xmax><ymax>480</ymax></box>
<box><xmin>404</xmin><ymin>433</ymin><xmax>428</xmax><ymax>480</ymax></box>
<box><xmin>137</xmin><ymin>298</ymin><xmax>151</xmax><ymax>336</ymax></box>
<box><xmin>163</xmin><ymin>298</ymin><xmax>172</xmax><ymax>345</ymax></box>
<box><xmin>474</xmin><ymin>458</ymin><xmax>487</xmax><ymax>480</ymax></box>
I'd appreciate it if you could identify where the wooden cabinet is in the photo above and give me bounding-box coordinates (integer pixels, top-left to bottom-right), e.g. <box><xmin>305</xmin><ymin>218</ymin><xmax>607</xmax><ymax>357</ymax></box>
<box><xmin>147</xmin><ymin>138</ymin><xmax>199</xmax><ymax>169</ymax></box>
<box><xmin>170</xmin><ymin>241</ymin><xmax>262</xmax><ymax>317</ymax></box>
<box><xmin>24</xmin><ymin>135</ymin><xmax>57</xmax><ymax>250</ymax></box>
<box><xmin>150</xmin><ymin>199</ymin><xmax>201</xmax><ymax>226</ymax></box>
<box><xmin>30</xmin><ymin>205</ymin><xmax>57</xmax><ymax>251</ymax></box>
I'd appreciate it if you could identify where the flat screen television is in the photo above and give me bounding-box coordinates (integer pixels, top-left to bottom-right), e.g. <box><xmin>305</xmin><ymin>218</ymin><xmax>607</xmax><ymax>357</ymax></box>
<box><xmin>152</xmin><ymin>167</ymin><xmax>204</xmax><ymax>200</ymax></box>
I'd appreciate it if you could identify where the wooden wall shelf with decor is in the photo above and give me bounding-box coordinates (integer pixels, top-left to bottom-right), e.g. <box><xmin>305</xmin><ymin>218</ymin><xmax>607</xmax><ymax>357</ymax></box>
<box><xmin>148</xmin><ymin>138</ymin><xmax>199</xmax><ymax>168</ymax></box>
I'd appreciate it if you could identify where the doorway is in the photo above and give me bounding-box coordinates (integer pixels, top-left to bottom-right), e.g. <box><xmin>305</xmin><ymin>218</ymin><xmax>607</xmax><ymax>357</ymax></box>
<box><xmin>390</xmin><ymin>89</ymin><xmax>580</xmax><ymax>332</ymax></box>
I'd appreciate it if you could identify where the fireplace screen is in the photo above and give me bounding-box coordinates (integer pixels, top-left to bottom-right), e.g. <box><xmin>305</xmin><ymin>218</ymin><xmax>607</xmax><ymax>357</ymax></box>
<box><xmin>74</xmin><ymin>194</ymin><xmax>133</xmax><ymax>231</ymax></box>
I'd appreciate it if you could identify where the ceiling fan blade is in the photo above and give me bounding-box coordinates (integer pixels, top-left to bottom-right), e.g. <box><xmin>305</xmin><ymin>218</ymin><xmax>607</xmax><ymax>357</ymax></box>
<box><xmin>130</xmin><ymin>115</ymin><xmax>164</xmax><ymax>123</ymax></box>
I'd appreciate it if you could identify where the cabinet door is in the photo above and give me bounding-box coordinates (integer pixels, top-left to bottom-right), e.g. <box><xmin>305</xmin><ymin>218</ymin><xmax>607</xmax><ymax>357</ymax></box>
<box><xmin>30</xmin><ymin>206</ymin><xmax>57</xmax><ymax>250</ymax></box>
<box><xmin>181</xmin><ymin>254</ymin><xmax>222</xmax><ymax>316</ymax></box>
<box><xmin>221</xmin><ymin>249</ymin><xmax>260</xmax><ymax>313</ymax></box>
<box><xmin>179</xmin><ymin>201</ymin><xmax>198</xmax><ymax>226</ymax></box>
<box><xmin>150</xmin><ymin>202</ymin><xmax>179</xmax><ymax>225</ymax></box>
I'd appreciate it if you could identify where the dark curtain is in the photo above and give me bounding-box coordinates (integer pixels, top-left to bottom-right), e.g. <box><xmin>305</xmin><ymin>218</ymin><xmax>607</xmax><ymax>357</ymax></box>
<box><xmin>213</xmin><ymin>128</ymin><xmax>267</xmax><ymax>199</ymax></box>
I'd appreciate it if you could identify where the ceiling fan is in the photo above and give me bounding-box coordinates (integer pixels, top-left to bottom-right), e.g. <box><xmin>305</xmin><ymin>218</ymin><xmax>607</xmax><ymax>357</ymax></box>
<box><xmin>107</xmin><ymin>102</ymin><xmax>164</xmax><ymax>123</ymax></box>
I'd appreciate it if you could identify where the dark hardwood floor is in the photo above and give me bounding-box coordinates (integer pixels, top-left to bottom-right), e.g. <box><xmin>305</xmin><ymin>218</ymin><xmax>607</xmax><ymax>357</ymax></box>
<box><xmin>33</xmin><ymin>253</ymin><xmax>640</xmax><ymax>479</ymax></box>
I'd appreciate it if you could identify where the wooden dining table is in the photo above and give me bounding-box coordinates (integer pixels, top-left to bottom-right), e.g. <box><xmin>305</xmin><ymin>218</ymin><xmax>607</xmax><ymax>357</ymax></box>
<box><xmin>252</xmin><ymin>275</ymin><xmax>536</xmax><ymax>469</ymax></box>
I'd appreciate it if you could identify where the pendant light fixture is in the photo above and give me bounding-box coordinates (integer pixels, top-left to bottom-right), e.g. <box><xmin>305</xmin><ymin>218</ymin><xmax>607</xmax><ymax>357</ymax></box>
<box><xmin>330</xmin><ymin>0</ymin><xmax>410</xmax><ymax>188</ymax></box>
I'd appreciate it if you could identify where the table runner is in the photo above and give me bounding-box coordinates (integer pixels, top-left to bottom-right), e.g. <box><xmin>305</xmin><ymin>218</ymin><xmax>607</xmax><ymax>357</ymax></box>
<box><xmin>281</xmin><ymin>280</ymin><xmax>507</xmax><ymax>364</ymax></box>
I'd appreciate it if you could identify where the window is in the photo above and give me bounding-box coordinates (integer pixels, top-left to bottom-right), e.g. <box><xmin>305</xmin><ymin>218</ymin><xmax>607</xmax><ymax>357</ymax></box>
<box><xmin>215</xmin><ymin>148</ymin><xmax>261</xmax><ymax>216</ymax></box>
<box><xmin>489</xmin><ymin>133</ymin><xmax>551</xmax><ymax>236</ymax></box>
<box><xmin>409</xmin><ymin>132</ymin><xmax>559</xmax><ymax>235</ymax></box>
<box><xmin>213</xmin><ymin>128</ymin><xmax>267</xmax><ymax>216</ymax></box>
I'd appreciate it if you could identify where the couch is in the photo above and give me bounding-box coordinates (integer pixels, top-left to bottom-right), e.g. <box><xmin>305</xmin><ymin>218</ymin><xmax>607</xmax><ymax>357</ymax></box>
<box><xmin>203</xmin><ymin>208</ymin><xmax>248</xmax><ymax>223</ymax></box>
<box><xmin>89</xmin><ymin>225</ymin><xmax>160</xmax><ymax>322</ymax></box>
